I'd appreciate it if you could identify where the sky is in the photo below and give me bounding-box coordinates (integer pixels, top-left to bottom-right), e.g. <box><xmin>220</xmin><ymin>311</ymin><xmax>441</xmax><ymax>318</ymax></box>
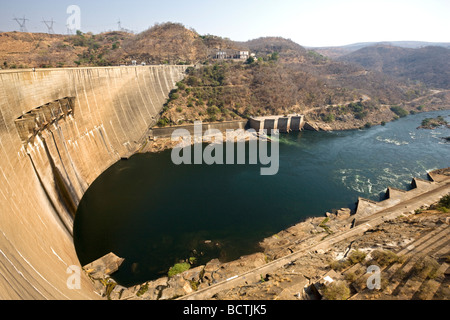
<box><xmin>0</xmin><ymin>0</ymin><xmax>449</xmax><ymax>47</ymax></box>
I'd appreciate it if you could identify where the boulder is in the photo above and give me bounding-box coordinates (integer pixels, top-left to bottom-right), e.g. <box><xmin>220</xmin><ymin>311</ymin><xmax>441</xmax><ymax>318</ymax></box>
<box><xmin>159</xmin><ymin>275</ymin><xmax>193</xmax><ymax>300</ymax></box>
<box><xmin>336</xmin><ymin>208</ymin><xmax>352</xmax><ymax>220</ymax></box>
<box><xmin>182</xmin><ymin>266</ymin><xmax>205</xmax><ymax>283</ymax></box>
<box><xmin>83</xmin><ymin>252</ymin><xmax>124</xmax><ymax>279</ymax></box>
<box><xmin>202</xmin><ymin>259</ymin><xmax>221</xmax><ymax>284</ymax></box>
<box><xmin>135</xmin><ymin>277</ymin><xmax>169</xmax><ymax>300</ymax></box>
<box><xmin>211</xmin><ymin>253</ymin><xmax>267</xmax><ymax>282</ymax></box>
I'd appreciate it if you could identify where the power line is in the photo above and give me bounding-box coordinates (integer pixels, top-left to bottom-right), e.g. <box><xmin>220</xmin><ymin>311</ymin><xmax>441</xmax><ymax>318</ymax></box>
<box><xmin>13</xmin><ymin>15</ymin><xmax>29</xmax><ymax>32</ymax></box>
<box><xmin>41</xmin><ymin>18</ymin><xmax>55</xmax><ymax>34</ymax></box>
<box><xmin>66</xmin><ymin>23</ymin><xmax>74</xmax><ymax>35</ymax></box>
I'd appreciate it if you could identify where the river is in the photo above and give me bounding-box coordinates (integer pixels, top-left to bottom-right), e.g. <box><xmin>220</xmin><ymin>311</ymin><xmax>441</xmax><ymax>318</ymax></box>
<box><xmin>74</xmin><ymin>110</ymin><xmax>450</xmax><ymax>286</ymax></box>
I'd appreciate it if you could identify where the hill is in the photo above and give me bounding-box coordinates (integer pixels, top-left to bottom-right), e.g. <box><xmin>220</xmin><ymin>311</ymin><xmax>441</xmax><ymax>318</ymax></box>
<box><xmin>312</xmin><ymin>41</ymin><xmax>450</xmax><ymax>59</ymax></box>
<box><xmin>337</xmin><ymin>45</ymin><xmax>450</xmax><ymax>89</ymax></box>
<box><xmin>1</xmin><ymin>23</ymin><xmax>448</xmax><ymax>130</ymax></box>
<box><xmin>0</xmin><ymin>30</ymin><xmax>135</xmax><ymax>68</ymax></box>
<box><xmin>120</xmin><ymin>22</ymin><xmax>207</xmax><ymax>65</ymax></box>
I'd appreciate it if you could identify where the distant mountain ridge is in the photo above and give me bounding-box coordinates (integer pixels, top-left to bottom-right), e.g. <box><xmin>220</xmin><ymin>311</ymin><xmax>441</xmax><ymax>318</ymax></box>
<box><xmin>337</xmin><ymin>45</ymin><xmax>450</xmax><ymax>89</ymax></box>
<box><xmin>312</xmin><ymin>41</ymin><xmax>450</xmax><ymax>59</ymax></box>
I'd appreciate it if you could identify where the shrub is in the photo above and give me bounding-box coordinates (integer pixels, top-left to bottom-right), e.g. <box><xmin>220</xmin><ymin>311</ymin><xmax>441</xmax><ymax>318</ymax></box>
<box><xmin>435</xmin><ymin>194</ymin><xmax>450</xmax><ymax>212</ymax></box>
<box><xmin>354</xmin><ymin>111</ymin><xmax>368</xmax><ymax>120</ymax></box>
<box><xmin>347</xmin><ymin>250</ymin><xmax>367</xmax><ymax>265</ymax></box>
<box><xmin>168</xmin><ymin>262</ymin><xmax>191</xmax><ymax>278</ymax></box>
<box><xmin>371</xmin><ymin>250</ymin><xmax>402</xmax><ymax>267</ymax></box>
<box><xmin>345</xmin><ymin>272</ymin><xmax>358</xmax><ymax>282</ymax></box>
<box><xmin>196</xmin><ymin>98</ymin><xmax>204</xmax><ymax>106</ymax></box>
<box><xmin>245</xmin><ymin>57</ymin><xmax>255</xmax><ymax>64</ymax></box>
<box><xmin>207</xmin><ymin>106</ymin><xmax>220</xmax><ymax>115</ymax></box>
<box><xmin>169</xmin><ymin>90</ymin><xmax>179</xmax><ymax>101</ymax></box>
<box><xmin>322</xmin><ymin>113</ymin><xmax>335</xmax><ymax>123</ymax></box>
<box><xmin>176</xmin><ymin>82</ymin><xmax>186</xmax><ymax>91</ymax></box>
<box><xmin>136</xmin><ymin>282</ymin><xmax>149</xmax><ymax>297</ymax></box>
<box><xmin>319</xmin><ymin>217</ymin><xmax>332</xmax><ymax>234</ymax></box>
<box><xmin>322</xmin><ymin>281</ymin><xmax>351</xmax><ymax>300</ymax></box>
<box><xmin>412</xmin><ymin>257</ymin><xmax>441</xmax><ymax>279</ymax></box>
<box><xmin>330</xmin><ymin>250</ymin><xmax>367</xmax><ymax>271</ymax></box>
<box><xmin>329</xmin><ymin>260</ymin><xmax>348</xmax><ymax>271</ymax></box>
<box><xmin>390</xmin><ymin>106</ymin><xmax>408</xmax><ymax>118</ymax></box>
<box><xmin>157</xmin><ymin>118</ymin><xmax>169</xmax><ymax>127</ymax></box>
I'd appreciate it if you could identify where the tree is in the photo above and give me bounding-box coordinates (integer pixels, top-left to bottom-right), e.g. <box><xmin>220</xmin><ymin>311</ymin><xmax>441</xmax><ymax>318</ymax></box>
<box><xmin>269</xmin><ymin>52</ymin><xmax>279</xmax><ymax>61</ymax></box>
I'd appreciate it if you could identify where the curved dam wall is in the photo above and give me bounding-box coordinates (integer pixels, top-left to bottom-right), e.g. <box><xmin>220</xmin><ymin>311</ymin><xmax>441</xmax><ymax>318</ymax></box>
<box><xmin>0</xmin><ymin>65</ymin><xmax>187</xmax><ymax>299</ymax></box>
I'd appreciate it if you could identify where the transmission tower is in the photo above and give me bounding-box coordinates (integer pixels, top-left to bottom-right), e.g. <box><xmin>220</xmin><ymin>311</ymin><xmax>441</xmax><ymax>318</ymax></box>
<box><xmin>117</xmin><ymin>19</ymin><xmax>122</xmax><ymax>31</ymax></box>
<box><xmin>66</xmin><ymin>23</ymin><xmax>74</xmax><ymax>35</ymax></box>
<box><xmin>13</xmin><ymin>16</ymin><xmax>29</xmax><ymax>32</ymax></box>
<box><xmin>42</xmin><ymin>18</ymin><xmax>55</xmax><ymax>34</ymax></box>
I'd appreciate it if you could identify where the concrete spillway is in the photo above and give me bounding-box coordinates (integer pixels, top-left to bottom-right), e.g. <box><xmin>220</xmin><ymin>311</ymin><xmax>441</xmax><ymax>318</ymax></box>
<box><xmin>0</xmin><ymin>65</ymin><xmax>187</xmax><ymax>299</ymax></box>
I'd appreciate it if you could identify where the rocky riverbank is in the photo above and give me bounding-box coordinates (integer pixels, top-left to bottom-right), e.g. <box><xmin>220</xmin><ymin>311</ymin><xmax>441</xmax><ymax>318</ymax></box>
<box><xmin>141</xmin><ymin>102</ymin><xmax>449</xmax><ymax>154</ymax></box>
<box><xmin>82</xmin><ymin>169</ymin><xmax>450</xmax><ymax>300</ymax></box>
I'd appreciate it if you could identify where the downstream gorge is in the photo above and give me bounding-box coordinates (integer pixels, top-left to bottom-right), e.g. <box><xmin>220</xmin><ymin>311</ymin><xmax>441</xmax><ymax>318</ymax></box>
<box><xmin>0</xmin><ymin>66</ymin><xmax>448</xmax><ymax>300</ymax></box>
<box><xmin>74</xmin><ymin>110</ymin><xmax>450</xmax><ymax>288</ymax></box>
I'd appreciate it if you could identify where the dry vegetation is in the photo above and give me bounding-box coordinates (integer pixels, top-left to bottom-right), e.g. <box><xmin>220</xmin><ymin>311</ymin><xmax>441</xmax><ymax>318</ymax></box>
<box><xmin>338</xmin><ymin>45</ymin><xmax>450</xmax><ymax>89</ymax></box>
<box><xmin>1</xmin><ymin>22</ymin><xmax>448</xmax><ymax>129</ymax></box>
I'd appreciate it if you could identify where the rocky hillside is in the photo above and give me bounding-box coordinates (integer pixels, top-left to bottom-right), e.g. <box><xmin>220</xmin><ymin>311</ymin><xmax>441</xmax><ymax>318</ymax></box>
<box><xmin>120</xmin><ymin>23</ymin><xmax>207</xmax><ymax>65</ymax></box>
<box><xmin>2</xmin><ymin>23</ymin><xmax>448</xmax><ymax>131</ymax></box>
<box><xmin>0</xmin><ymin>30</ymin><xmax>133</xmax><ymax>68</ymax></box>
<box><xmin>0</xmin><ymin>22</ymin><xmax>246</xmax><ymax>68</ymax></box>
<box><xmin>338</xmin><ymin>45</ymin><xmax>450</xmax><ymax>89</ymax></box>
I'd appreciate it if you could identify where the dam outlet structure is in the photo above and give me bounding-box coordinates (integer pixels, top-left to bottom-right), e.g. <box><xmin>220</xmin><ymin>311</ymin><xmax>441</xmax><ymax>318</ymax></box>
<box><xmin>0</xmin><ymin>65</ymin><xmax>187</xmax><ymax>299</ymax></box>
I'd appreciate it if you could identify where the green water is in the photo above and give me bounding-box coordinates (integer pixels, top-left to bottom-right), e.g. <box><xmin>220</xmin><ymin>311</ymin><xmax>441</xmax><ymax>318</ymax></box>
<box><xmin>74</xmin><ymin>110</ymin><xmax>450</xmax><ymax>287</ymax></box>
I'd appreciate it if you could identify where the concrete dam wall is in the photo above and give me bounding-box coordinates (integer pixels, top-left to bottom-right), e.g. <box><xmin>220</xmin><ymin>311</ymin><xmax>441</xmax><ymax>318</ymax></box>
<box><xmin>0</xmin><ymin>65</ymin><xmax>187</xmax><ymax>299</ymax></box>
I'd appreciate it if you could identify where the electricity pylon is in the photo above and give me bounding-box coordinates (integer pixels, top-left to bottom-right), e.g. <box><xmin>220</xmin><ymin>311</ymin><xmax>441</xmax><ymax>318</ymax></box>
<box><xmin>13</xmin><ymin>16</ymin><xmax>29</xmax><ymax>32</ymax></box>
<box><xmin>42</xmin><ymin>18</ymin><xmax>55</xmax><ymax>34</ymax></box>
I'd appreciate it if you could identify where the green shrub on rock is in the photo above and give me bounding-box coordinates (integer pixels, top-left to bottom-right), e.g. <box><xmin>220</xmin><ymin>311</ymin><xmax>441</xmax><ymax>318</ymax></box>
<box><xmin>168</xmin><ymin>262</ymin><xmax>191</xmax><ymax>278</ymax></box>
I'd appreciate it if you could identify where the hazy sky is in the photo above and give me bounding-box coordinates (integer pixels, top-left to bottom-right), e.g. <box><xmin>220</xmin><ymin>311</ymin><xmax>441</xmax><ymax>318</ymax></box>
<box><xmin>1</xmin><ymin>0</ymin><xmax>449</xmax><ymax>47</ymax></box>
